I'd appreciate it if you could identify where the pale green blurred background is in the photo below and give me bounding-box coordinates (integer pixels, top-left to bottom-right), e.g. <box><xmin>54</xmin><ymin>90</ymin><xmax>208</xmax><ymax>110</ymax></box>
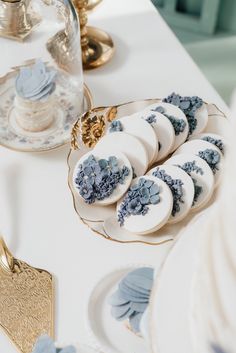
<box><xmin>152</xmin><ymin>0</ymin><xmax>236</xmax><ymax>105</ymax></box>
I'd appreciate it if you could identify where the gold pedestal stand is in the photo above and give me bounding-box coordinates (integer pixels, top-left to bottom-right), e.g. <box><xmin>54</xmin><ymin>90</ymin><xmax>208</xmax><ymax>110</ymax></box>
<box><xmin>74</xmin><ymin>0</ymin><xmax>114</xmax><ymax>70</ymax></box>
<box><xmin>87</xmin><ymin>0</ymin><xmax>102</xmax><ymax>11</ymax></box>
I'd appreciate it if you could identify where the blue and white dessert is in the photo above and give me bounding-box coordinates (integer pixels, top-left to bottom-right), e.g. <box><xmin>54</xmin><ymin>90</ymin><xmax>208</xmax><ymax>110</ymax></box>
<box><xmin>109</xmin><ymin>115</ymin><xmax>158</xmax><ymax>165</ymax></box>
<box><xmin>144</xmin><ymin>102</ymin><xmax>189</xmax><ymax>153</ymax></box>
<box><xmin>117</xmin><ymin>175</ymin><xmax>173</xmax><ymax>234</ymax></box>
<box><xmin>73</xmin><ymin>151</ymin><xmax>132</xmax><ymax>206</ymax></box>
<box><xmin>173</xmin><ymin>139</ymin><xmax>223</xmax><ymax>186</ymax></box>
<box><xmin>15</xmin><ymin>59</ymin><xmax>57</xmax><ymax>132</ymax></box>
<box><xmin>165</xmin><ymin>153</ymin><xmax>214</xmax><ymax>211</ymax></box>
<box><xmin>95</xmin><ymin>132</ymin><xmax>149</xmax><ymax>177</ymax></box>
<box><xmin>140</xmin><ymin>108</ymin><xmax>175</xmax><ymax>162</ymax></box>
<box><xmin>148</xmin><ymin>164</ymin><xmax>195</xmax><ymax>224</ymax></box>
<box><xmin>163</xmin><ymin>92</ymin><xmax>208</xmax><ymax>136</ymax></box>
<box><xmin>32</xmin><ymin>335</ymin><xmax>76</xmax><ymax>353</ymax></box>
<box><xmin>189</xmin><ymin>132</ymin><xmax>225</xmax><ymax>155</ymax></box>
<box><xmin>108</xmin><ymin>267</ymin><xmax>154</xmax><ymax>335</ymax></box>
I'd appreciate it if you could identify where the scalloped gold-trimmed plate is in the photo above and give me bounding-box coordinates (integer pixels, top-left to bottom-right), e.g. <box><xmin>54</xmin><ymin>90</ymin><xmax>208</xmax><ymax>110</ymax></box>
<box><xmin>67</xmin><ymin>99</ymin><xmax>228</xmax><ymax>245</ymax></box>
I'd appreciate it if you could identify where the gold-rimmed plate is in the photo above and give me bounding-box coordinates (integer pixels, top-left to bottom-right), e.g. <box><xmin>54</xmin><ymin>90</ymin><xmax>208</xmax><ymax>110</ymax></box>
<box><xmin>0</xmin><ymin>66</ymin><xmax>92</xmax><ymax>153</ymax></box>
<box><xmin>67</xmin><ymin>99</ymin><xmax>228</xmax><ymax>245</ymax></box>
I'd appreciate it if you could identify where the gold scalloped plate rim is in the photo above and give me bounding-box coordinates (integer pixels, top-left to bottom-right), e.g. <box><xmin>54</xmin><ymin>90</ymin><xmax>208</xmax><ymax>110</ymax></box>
<box><xmin>67</xmin><ymin>98</ymin><xmax>228</xmax><ymax>246</ymax></box>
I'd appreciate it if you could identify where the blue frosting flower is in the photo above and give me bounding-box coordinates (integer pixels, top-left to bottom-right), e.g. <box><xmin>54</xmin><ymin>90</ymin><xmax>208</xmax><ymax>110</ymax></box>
<box><xmin>211</xmin><ymin>343</ymin><xmax>228</xmax><ymax>353</ymax></box>
<box><xmin>144</xmin><ymin>114</ymin><xmax>156</xmax><ymax>124</ymax></box>
<box><xmin>117</xmin><ymin>178</ymin><xmax>160</xmax><ymax>226</ymax></box>
<box><xmin>152</xmin><ymin>167</ymin><xmax>184</xmax><ymax>217</ymax></box>
<box><xmin>176</xmin><ymin>160</ymin><xmax>204</xmax><ymax>205</ymax></box>
<box><xmin>202</xmin><ymin>136</ymin><xmax>224</xmax><ymax>154</ymax></box>
<box><xmin>109</xmin><ymin>120</ymin><xmax>123</xmax><ymax>132</ymax></box>
<box><xmin>163</xmin><ymin>93</ymin><xmax>203</xmax><ymax>135</ymax></box>
<box><xmin>15</xmin><ymin>59</ymin><xmax>57</xmax><ymax>101</ymax></box>
<box><xmin>74</xmin><ymin>154</ymin><xmax>130</xmax><ymax>204</ymax></box>
<box><xmin>32</xmin><ymin>335</ymin><xmax>76</xmax><ymax>353</ymax></box>
<box><xmin>198</xmin><ymin>148</ymin><xmax>221</xmax><ymax>174</ymax></box>
<box><xmin>109</xmin><ymin>267</ymin><xmax>154</xmax><ymax>333</ymax></box>
<box><xmin>151</xmin><ymin>105</ymin><xmax>186</xmax><ymax>136</ymax></box>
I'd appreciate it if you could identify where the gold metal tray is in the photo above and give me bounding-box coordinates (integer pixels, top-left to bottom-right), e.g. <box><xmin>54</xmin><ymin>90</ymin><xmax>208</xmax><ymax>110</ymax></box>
<box><xmin>67</xmin><ymin>99</ymin><xmax>228</xmax><ymax>245</ymax></box>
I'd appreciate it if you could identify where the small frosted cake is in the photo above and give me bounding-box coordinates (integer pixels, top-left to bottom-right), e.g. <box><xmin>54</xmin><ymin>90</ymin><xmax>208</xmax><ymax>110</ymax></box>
<box><xmin>108</xmin><ymin>267</ymin><xmax>154</xmax><ymax>335</ymax></box>
<box><xmin>15</xmin><ymin>60</ymin><xmax>57</xmax><ymax>132</ymax></box>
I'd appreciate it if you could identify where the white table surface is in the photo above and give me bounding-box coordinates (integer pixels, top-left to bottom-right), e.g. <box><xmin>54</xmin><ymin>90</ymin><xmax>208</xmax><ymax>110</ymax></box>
<box><xmin>0</xmin><ymin>0</ymin><xmax>229</xmax><ymax>352</ymax></box>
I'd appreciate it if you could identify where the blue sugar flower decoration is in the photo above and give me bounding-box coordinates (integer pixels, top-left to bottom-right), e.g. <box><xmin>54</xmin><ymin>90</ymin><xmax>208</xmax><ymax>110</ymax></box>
<box><xmin>109</xmin><ymin>267</ymin><xmax>154</xmax><ymax>333</ymax></box>
<box><xmin>151</xmin><ymin>105</ymin><xmax>186</xmax><ymax>136</ymax></box>
<box><xmin>144</xmin><ymin>114</ymin><xmax>156</xmax><ymax>124</ymax></box>
<box><xmin>163</xmin><ymin>93</ymin><xmax>203</xmax><ymax>135</ymax></box>
<box><xmin>15</xmin><ymin>59</ymin><xmax>57</xmax><ymax>101</ymax></box>
<box><xmin>202</xmin><ymin>136</ymin><xmax>224</xmax><ymax>154</ymax></box>
<box><xmin>152</xmin><ymin>167</ymin><xmax>184</xmax><ymax>217</ymax></box>
<box><xmin>109</xmin><ymin>120</ymin><xmax>123</xmax><ymax>132</ymax></box>
<box><xmin>198</xmin><ymin>148</ymin><xmax>220</xmax><ymax>174</ymax></box>
<box><xmin>211</xmin><ymin>343</ymin><xmax>228</xmax><ymax>353</ymax></box>
<box><xmin>32</xmin><ymin>335</ymin><xmax>76</xmax><ymax>353</ymax></box>
<box><xmin>176</xmin><ymin>160</ymin><xmax>204</xmax><ymax>206</ymax></box>
<box><xmin>75</xmin><ymin>155</ymin><xmax>130</xmax><ymax>204</ymax></box>
<box><xmin>117</xmin><ymin>178</ymin><xmax>160</xmax><ymax>226</ymax></box>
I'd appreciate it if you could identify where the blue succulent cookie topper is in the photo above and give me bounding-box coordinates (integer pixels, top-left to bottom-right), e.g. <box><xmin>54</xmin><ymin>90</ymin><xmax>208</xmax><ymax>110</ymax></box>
<box><xmin>117</xmin><ymin>178</ymin><xmax>160</xmax><ymax>226</ymax></box>
<box><xmin>163</xmin><ymin>93</ymin><xmax>203</xmax><ymax>135</ymax></box>
<box><xmin>32</xmin><ymin>335</ymin><xmax>76</xmax><ymax>353</ymax></box>
<box><xmin>75</xmin><ymin>154</ymin><xmax>130</xmax><ymax>204</ymax></box>
<box><xmin>202</xmin><ymin>136</ymin><xmax>224</xmax><ymax>154</ymax></box>
<box><xmin>176</xmin><ymin>160</ymin><xmax>203</xmax><ymax>205</ymax></box>
<box><xmin>109</xmin><ymin>267</ymin><xmax>154</xmax><ymax>333</ymax></box>
<box><xmin>152</xmin><ymin>167</ymin><xmax>184</xmax><ymax>217</ymax></box>
<box><xmin>109</xmin><ymin>120</ymin><xmax>123</xmax><ymax>133</ymax></box>
<box><xmin>151</xmin><ymin>105</ymin><xmax>186</xmax><ymax>136</ymax></box>
<box><xmin>198</xmin><ymin>148</ymin><xmax>220</xmax><ymax>174</ymax></box>
<box><xmin>15</xmin><ymin>59</ymin><xmax>57</xmax><ymax>102</ymax></box>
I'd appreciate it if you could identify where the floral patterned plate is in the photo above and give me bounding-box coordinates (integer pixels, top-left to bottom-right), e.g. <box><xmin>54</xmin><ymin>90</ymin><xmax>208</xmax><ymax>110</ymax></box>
<box><xmin>67</xmin><ymin>99</ymin><xmax>228</xmax><ymax>245</ymax></box>
<box><xmin>0</xmin><ymin>67</ymin><xmax>92</xmax><ymax>152</ymax></box>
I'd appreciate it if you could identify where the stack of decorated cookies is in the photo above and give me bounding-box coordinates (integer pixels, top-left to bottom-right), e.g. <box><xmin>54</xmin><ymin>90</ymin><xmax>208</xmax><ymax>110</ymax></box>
<box><xmin>73</xmin><ymin>93</ymin><xmax>225</xmax><ymax>236</ymax></box>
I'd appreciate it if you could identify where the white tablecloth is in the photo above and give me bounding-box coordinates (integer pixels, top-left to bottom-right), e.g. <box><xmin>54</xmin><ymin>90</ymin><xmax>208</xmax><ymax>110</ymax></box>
<box><xmin>0</xmin><ymin>0</ymin><xmax>228</xmax><ymax>351</ymax></box>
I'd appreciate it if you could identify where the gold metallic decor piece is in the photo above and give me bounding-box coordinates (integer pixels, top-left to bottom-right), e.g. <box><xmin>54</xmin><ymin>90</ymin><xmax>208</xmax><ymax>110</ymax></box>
<box><xmin>87</xmin><ymin>0</ymin><xmax>102</xmax><ymax>11</ymax></box>
<box><xmin>0</xmin><ymin>238</ymin><xmax>54</xmax><ymax>353</ymax></box>
<box><xmin>74</xmin><ymin>0</ymin><xmax>114</xmax><ymax>70</ymax></box>
<box><xmin>0</xmin><ymin>0</ymin><xmax>41</xmax><ymax>41</ymax></box>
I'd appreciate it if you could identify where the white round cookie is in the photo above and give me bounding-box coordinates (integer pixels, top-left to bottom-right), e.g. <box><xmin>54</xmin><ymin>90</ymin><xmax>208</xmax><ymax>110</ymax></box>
<box><xmin>144</xmin><ymin>102</ymin><xmax>189</xmax><ymax>152</ymax></box>
<box><xmin>164</xmin><ymin>153</ymin><xmax>214</xmax><ymax>211</ymax></box>
<box><xmin>73</xmin><ymin>150</ymin><xmax>132</xmax><ymax>206</ymax></box>
<box><xmin>110</xmin><ymin>115</ymin><xmax>157</xmax><ymax>165</ymax></box>
<box><xmin>148</xmin><ymin>164</ymin><xmax>194</xmax><ymax>224</ymax></box>
<box><xmin>117</xmin><ymin>175</ymin><xmax>173</xmax><ymax>235</ymax></box>
<box><xmin>95</xmin><ymin>132</ymin><xmax>149</xmax><ymax>176</ymax></box>
<box><xmin>190</xmin><ymin>102</ymin><xmax>208</xmax><ymax>136</ymax></box>
<box><xmin>189</xmin><ymin>132</ymin><xmax>225</xmax><ymax>155</ymax></box>
<box><xmin>139</xmin><ymin>110</ymin><xmax>175</xmax><ymax>162</ymax></box>
<box><xmin>173</xmin><ymin>139</ymin><xmax>223</xmax><ymax>186</ymax></box>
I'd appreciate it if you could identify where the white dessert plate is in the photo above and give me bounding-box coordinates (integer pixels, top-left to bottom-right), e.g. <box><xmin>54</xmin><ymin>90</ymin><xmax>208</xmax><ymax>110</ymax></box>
<box><xmin>0</xmin><ymin>65</ymin><xmax>92</xmax><ymax>152</ymax></box>
<box><xmin>86</xmin><ymin>266</ymin><xmax>151</xmax><ymax>353</ymax></box>
<box><xmin>67</xmin><ymin>98</ymin><xmax>228</xmax><ymax>245</ymax></box>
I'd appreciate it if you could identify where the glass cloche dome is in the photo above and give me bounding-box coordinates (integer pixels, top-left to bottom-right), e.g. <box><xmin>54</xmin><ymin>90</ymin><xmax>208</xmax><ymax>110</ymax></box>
<box><xmin>0</xmin><ymin>0</ymin><xmax>85</xmax><ymax>151</ymax></box>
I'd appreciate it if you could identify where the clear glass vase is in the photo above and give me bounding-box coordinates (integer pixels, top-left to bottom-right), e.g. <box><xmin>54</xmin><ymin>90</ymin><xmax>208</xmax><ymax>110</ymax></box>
<box><xmin>0</xmin><ymin>0</ymin><xmax>85</xmax><ymax>151</ymax></box>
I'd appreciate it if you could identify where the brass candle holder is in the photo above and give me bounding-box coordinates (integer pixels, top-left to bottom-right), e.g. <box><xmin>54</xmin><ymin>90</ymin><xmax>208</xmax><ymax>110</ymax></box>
<box><xmin>87</xmin><ymin>0</ymin><xmax>102</xmax><ymax>11</ymax></box>
<box><xmin>74</xmin><ymin>0</ymin><xmax>114</xmax><ymax>70</ymax></box>
<box><xmin>0</xmin><ymin>0</ymin><xmax>41</xmax><ymax>41</ymax></box>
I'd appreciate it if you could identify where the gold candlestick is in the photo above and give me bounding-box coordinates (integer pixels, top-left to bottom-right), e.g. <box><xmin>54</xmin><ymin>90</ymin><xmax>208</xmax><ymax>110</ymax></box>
<box><xmin>74</xmin><ymin>0</ymin><xmax>114</xmax><ymax>70</ymax></box>
<box><xmin>0</xmin><ymin>0</ymin><xmax>41</xmax><ymax>41</ymax></box>
<box><xmin>87</xmin><ymin>0</ymin><xmax>102</xmax><ymax>11</ymax></box>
